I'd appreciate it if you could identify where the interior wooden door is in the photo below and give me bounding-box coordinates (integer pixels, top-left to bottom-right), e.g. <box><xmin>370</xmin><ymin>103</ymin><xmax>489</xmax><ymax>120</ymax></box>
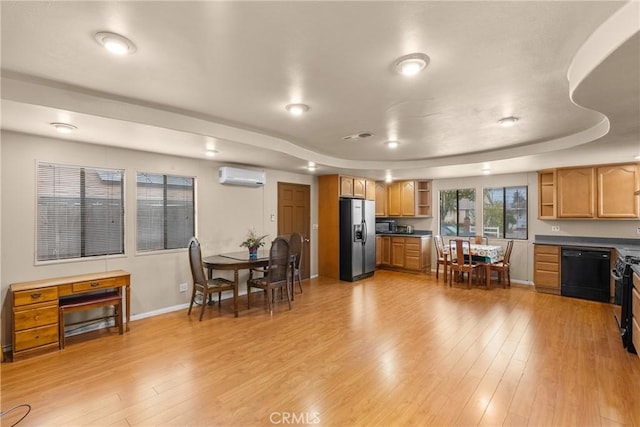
<box><xmin>278</xmin><ymin>182</ymin><xmax>311</xmax><ymax>280</ymax></box>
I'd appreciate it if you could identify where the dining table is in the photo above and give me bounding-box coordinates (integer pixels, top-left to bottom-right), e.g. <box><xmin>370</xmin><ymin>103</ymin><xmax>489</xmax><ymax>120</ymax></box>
<box><xmin>202</xmin><ymin>250</ymin><xmax>270</xmax><ymax>316</ymax></box>
<box><xmin>445</xmin><ymin>243</ymin><xmax>505</xmax><ymax>288</ymax></box>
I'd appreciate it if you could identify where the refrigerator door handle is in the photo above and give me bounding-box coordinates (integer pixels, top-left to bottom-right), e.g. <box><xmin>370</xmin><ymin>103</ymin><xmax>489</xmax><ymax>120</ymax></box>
<box><xmin>362</xmin><ymin>220</ymin><xmax>367</xmax><ymax>244</ymax></box>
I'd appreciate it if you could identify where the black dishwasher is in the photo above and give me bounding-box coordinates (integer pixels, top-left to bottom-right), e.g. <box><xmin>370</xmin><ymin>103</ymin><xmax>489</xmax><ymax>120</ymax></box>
<box><xmin>561</xmin><ymin>248</ymin><xmax>610</xmax><ymax>302</ymax></box>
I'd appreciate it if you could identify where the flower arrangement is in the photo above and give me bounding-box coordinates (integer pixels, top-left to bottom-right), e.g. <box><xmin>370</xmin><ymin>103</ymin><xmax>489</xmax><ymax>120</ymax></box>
<box><xmin>240</xmin><ymin>228</ymin><xmax>268</xmax><ymax>249</ymax></box>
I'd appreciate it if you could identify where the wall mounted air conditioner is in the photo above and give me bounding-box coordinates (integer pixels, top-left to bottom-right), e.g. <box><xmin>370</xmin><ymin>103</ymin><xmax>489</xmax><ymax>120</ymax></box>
<box><xmin>218</xmin><ymin>166</ymin><xmax>265</xmax><ymax>187</ymax></box>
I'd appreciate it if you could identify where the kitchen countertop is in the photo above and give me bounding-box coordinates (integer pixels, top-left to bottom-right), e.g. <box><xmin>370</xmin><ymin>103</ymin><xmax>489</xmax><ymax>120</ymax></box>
<box><xmin>376</xmin><ymin>230</ymin><xmax>433</xmax><ymax>237</ymax></box>
<box><xmin>533</xmin><ymin>235</ymin><xmax>640</xmax><ymax>259</ymax></box>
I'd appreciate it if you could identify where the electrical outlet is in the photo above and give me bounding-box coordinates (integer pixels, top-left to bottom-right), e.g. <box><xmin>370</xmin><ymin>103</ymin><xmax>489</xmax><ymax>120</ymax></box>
<box><xmin>179</xmin><ymin>282</ymin><xmax>188</xmax><ymax>292</ymax></box>
<box><xmin>551</xmin><ymin>226</ymin><xmax>560</xmax><ymax>232</ymax></box>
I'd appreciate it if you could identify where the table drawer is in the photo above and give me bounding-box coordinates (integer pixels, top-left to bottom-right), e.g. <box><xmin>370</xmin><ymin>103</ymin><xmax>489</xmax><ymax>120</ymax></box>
<box><xmin>14</xmin><ymin>306</ymin><xmax>58</xmax><ymax>331</ymax></box>
<box><xmin>14</xmin><ymin>287</ymin><xmax>58</xmax><ymax>307</ymax></box>
<box><xmin>633</xmin><ymin>317</ymin><xmax>640</xmax><ymax>360</ymax></box>
<box><xmin>72</xmin><ymin>278</ymin><xmax>117</xmax><ymax>293</ymax></box>
<box><xmin>633</xmin><ymin>287</ymin><xmax>639</xmax><ymax>321</ymax></box>
<box><xmin>14</xmin><ymin>324</ymin><xmax>58</xmax><ymax>352</ymax></box>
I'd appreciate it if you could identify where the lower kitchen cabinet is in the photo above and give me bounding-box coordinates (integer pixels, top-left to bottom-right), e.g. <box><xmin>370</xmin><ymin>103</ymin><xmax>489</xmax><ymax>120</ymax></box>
<box><xmin>534</xmin><ymin>244</ymin><xmax>560</xmax><ymax>294</ymax></box>
<box><xmin>376</xmin><ymin>235</ymin><xmax>431</xmax><ymax>274</ymax></box>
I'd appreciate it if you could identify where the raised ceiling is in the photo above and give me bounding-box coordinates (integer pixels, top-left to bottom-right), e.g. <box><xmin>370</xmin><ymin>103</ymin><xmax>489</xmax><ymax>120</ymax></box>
<box><xmin>1</xmin><ymin>1</ymin><xmax>638</xmax><ymax>179</ymax></box>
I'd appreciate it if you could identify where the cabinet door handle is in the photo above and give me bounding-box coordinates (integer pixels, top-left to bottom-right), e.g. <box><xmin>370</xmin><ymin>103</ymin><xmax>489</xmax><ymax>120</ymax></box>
<box><xmin>90</xmin><ymin>282</ymin><xmax>100</xmax><ymax>288</ymax></box>
<box><xmin>34</xmin><ymin>315</ymin><xmax>40</xmax><ymax>321</ymax></box>
<box><xmin>31</xmin><ymin>293</ymin><xmax>41</xmax><ymax>299</ymax></box>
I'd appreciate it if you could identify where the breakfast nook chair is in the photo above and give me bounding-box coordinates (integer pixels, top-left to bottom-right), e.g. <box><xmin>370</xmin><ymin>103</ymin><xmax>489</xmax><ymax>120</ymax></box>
<box><xmin>188</xmin><ymin>237</ymin><xmax>235</xmax><ymax>321</ymax></box>
<box><xmin>491</xmin><ymin>239</ymin><xmax>514</xmax><ymax>288</ymax></box>
<box><xmin>449</xmin><ymin>239</ymin><xmax>479</xmax><ymax>288</ymax></box>
<box><xmin>434</xmin><ymin>235</ymin><xmax>447</xmax><ymax>280</ymax></box>
<box><xmin>247</xmin><ymin>236</ymin><xmax>292</xmax><ymax>314</ymax></box>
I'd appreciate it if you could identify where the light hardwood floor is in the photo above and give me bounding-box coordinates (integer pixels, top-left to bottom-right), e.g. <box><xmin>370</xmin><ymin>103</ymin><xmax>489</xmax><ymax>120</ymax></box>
<box><xmin>2</xmin><ymin>270</ymin><xmax>640</xmax><ymax>426</ymax></box>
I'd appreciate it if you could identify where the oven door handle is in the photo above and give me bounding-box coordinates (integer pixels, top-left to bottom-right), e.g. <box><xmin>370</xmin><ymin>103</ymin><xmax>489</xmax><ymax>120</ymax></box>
<box><xmin>611</xmin><ymin>269</ymin><xmax>623</xmax><ymax>281</ymax></box>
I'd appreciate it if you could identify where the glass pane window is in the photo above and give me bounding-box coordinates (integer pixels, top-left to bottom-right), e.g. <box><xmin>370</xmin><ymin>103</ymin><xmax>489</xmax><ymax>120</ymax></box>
<box><xmin>439</xmin><ymin>188</ymin><xmax>476</xmax><ymax>237</ymax></box>
<box><xmin>37</xmin><ymin>163</ymin><xmax>124</xmax><ymax>261</ymax></box>
<box><xmin>483</xmin><ymin>186</ymin><xmax>528</xmax><ymax>239</ymax></box>
<box><xmin>136</xmin><ymin>172</ymin><xmax>194</xmax><ymax>251</ymax></box>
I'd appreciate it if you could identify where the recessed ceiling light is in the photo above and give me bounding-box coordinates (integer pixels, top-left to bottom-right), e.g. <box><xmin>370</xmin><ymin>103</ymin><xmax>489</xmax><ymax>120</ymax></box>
<box><xmin>385</xmin><ymin>175</ymin><xmax>393</xmax><ymax>183</ymax></box>
<box><xmin>634</xmin><ymin>154</ymin><xmax>640</xmax><ymax>160</ymax></box>
<box><xmin>94</xmin><ymin>31</ymin><xmax>136</xmax><ymax>55</ymax></box>
<box><xmin>482</xmin><ymin>169</ymin><xmax>491</xmax><ymax>175</ymax></box>
<box><xmin>385</xmin><ymin>140</ymin><xmax>399</xmax><ymax>149</ymax></box>
<box><xmin>306</xmin><ymin>162</ymin><xmax>317</xmax><ymax>171</ymax></box>
<box><xmin>205</xmin><ymin>149</ymin><xmax>218</xmax><ymax>157</ymax></box>
<box><xmin>285</xmin><ymin>104</ymin><xmax>310</xmax><ymax>116</ymax></box>
<box><xmin>394</xmin><ymin>53</ymin><xmax>430</xmax><ymax>76</ymax></box>
<box><xmin>498</xmin><ymin>116</ymin><xmax>519</xmax><ymax>128</ymax></box>
<box><xmin>50</xmin><ymin>122</ymin><xmax>77</xmax><ymax>134</ymax></box>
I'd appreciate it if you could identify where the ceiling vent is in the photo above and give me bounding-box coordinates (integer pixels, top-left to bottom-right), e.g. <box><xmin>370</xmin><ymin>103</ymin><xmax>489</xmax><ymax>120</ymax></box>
<box><xmin>342</xmin><ymin>131</ymin><xmax>374</xmax><ymax>141</ymax></box>
<box><xmin>218</xmin><ymin>166</ymin><xmax>265</xmax><ymax>187</ymax></box>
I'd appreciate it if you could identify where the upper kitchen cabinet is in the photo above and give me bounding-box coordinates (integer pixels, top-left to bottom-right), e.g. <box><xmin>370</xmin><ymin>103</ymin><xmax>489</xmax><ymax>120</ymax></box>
<box><xmin>538</xmin><ymin>169</ymin><xmax>557</xmax><ymax>219</ymax></box>
<box><xmin>379</xmin><ymin>180</ymin><xmax>432</xmax><ymax>218</ymax></box>
<box><xmin>597</xmin><ymin>164</ymin><xmax>639</xmax><ymax>218</ymax></box>
<box><xmin>338</xmin><ymin>175</ymin><xmax>373</xmax><ymax>200</ymax></box>
<box><xmin>557</xmin><ymin>167</ymin><xmax>596</xmax><ymax>218</ymax></box>
<box><xmin>537</xmin><ymin>163</ymin><xmax>639</xmax><ymax>219</ymax></box>
<box><xmin>375</xmin><ymin>182</ymin><xmax>388</xmax><ymax>217</ymax></box>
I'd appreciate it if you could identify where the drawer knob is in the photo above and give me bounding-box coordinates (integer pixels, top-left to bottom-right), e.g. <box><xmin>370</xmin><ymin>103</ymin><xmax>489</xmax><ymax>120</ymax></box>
<box><xmin>90</xmin><ymin>282</ymin><xmax>100</xmax><ymax>288</ymax></box>
<box><xmin>31</xmin><ymin>292</ymin><xmax>42</xmax><ymax>299</ymax></box>
<box><xmin>34</xmin><ymin>315</ymin><xmax>40</xmax><ymax>321</ymax></box>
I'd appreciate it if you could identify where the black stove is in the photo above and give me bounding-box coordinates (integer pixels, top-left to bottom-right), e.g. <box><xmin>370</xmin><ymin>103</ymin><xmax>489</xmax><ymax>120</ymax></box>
<box><xmin>612</xmin><ymin>252</ymin><xmax>639</xmax><ymax>353</ymax></box>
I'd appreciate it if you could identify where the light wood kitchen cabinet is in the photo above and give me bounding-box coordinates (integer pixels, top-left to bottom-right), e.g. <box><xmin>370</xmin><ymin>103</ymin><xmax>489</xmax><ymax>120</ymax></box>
<box><xmin>375</xmin><ymin>182</ymin><xmax>388</xmax><ymax>217</ymax></box>
<box><xmin>400</xmin><ymin>181</ymin><xmax>416</xmax><ymax>216</ymax></box>
<box><xmin>375</xmin><ymin>235</ymin><xmax>391</xmax><ymax>266</ymax></box>
<box><xmin>557</xmin><ymin>167</ymin><xmax>596</xmax><ymax>218</ymax></box>
<box><xmin>365</xmin><ymin>179</ymin><xmax>376</xmax><ymax>202</ymax></box>
<box><xmin>378</xmin><ymin>235</ymin><xmax>431</xmax><ymax>273</ymax></box>
<box><xmin>416</xmin><ymin>180</ymin><xmax>432</xmax><ymax>217</ymax></box>
<box><xmin>379</xmin><ymin>180</ymin><xmax>431</xmax><ymax>217</ymax></box>
<box><xmin>538</xmin><ymin>169</ymin><xmax>556</xmax><ymax>219</ymax></box>
<box><xmin>340</xmin><ymin>175</ymin><xmax>366</xmax><ymax>198</ymax></box>
<box><xmin>534</xmin><ymin>245</ymin><xmax>560</xmax><ymax>295</ymax></box>
<box><xmin>538</xmin><ymin>163</ymin><xmax>639</xmax><ymax>219</ymax></box>
<box><xmin>597</xmin><ymin>164</ymin><xmax>639</xmax><ymax>218</ymax></box>
<box><xmin>391</xmin><ymin>237</ymin><xmax>405</xmax><ymax>267</ymax></box>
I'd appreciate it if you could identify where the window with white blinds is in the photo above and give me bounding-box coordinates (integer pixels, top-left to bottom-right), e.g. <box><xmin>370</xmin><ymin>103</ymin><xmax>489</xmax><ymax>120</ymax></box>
<box><xmin>136</xmin><ymin>172</ymin><xmax>194</xmax><ymax>252</ymax></box>
<box><xmin>36</xmin><ymin>163</ymin><xmax>124</xmax><ymax>261</ymax></box>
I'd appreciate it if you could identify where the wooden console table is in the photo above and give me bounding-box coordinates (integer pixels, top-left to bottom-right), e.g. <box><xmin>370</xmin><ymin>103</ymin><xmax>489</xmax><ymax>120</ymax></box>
<box><xmin>10</xmin><ymin>270</ymin><xmax>130</xmax><ymax>361</ymax></box>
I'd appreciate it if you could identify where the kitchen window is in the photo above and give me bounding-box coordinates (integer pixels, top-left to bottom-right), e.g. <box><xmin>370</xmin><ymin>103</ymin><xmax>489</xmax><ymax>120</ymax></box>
<box><xmin>136</xmin><ymin>172</ymin><xmax>195</xmax><ymax>252</ymax></box>
<box><xmin>36</xmin><ymin>162</ymin><xmax>124</xmax><ymax>262</ymax></box>
<box><xmin>439</xmin><ymin>189</ymin><xmax>476</xmax><ymax>237</ymax></box>
<box><xmin>483</xmin><ymin>186</ymin><xmax>528</xmax><ymax>239</ymax></box>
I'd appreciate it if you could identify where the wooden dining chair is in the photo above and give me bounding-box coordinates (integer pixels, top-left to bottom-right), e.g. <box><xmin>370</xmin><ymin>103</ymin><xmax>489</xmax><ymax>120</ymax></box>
<box><xmin>289</xmin><ymin>232</ymin><xmax>304</xmax><ymax>295</ymax></box>
<box><xmin>434</xmin><ymin>235</ymin><xmax>447</xmax><ymax>280</ymax></box>
<box><xmin>247</xmin><ymin>236</ymin><xmax>292</xmax><ymax>313</ymax></box>
<box><xmin>187</xmin><ymin>237</ymin><xmax>235</xmax><ymax>321</ymax></box>
<box><xmin>491</xmin><ymin>239</ymin><xmax>514</xmax><ymax>288</ymax></box>
<box><xmin>449</xmin><ymin>239</ymin><xmax>479</xmax><ymax>288</ymax></box>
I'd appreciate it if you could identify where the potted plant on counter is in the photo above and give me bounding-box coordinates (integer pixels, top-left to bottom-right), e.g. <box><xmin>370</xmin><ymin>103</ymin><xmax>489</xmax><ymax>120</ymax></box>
<box><xmin>240</xmin><ymin>228</ymin><xmax>268</xmax><ymax>259</ymax></box>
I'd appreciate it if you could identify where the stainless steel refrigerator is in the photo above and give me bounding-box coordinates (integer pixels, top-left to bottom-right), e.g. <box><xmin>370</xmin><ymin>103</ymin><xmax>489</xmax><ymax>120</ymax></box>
<box><xmin>339</xmin><ymin>198</ymin><xmax>376</xmax><ymax>281</ymax></box>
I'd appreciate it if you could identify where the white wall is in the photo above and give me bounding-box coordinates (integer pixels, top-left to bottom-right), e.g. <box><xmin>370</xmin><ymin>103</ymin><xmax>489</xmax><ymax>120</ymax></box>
<box><xmin>1</xmin><ymin>131</ymin><xmax>317</xmax><ymax>348</ymax></box>
<box><xmin>400</xmin><ymin>172</ymin><xmax>637</xmax><ymax>284</ymax></box>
